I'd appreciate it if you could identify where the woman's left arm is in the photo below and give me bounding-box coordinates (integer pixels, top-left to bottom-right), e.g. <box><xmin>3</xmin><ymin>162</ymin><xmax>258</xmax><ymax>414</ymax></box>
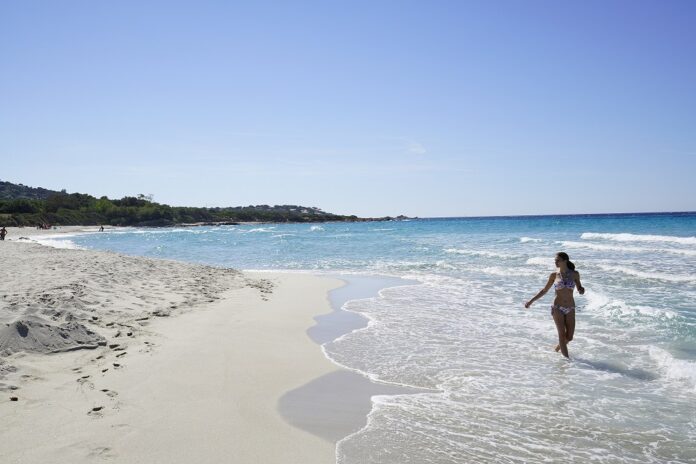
<box><xmin>575</xmin><ymin>271</ymin><xmax>585</xmax><ymax>295</ymax></box>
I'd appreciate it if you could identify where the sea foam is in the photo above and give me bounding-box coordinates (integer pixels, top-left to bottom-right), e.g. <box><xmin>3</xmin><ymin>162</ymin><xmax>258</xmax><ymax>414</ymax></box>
<box><xmin>560</xmin><ymin>240</ymin><xmax>696</xmax><ymax>257</ymax></box>
<box><xmin>526</xmin><ymin>256</ymin><xmax>553</xmax><ymax>267</ymax></box>
<box><xmin>596</xmin><ymin>264</ymin><xmax>696</xmax><ymax>283</ymax></box>
<box><xmin>582</xmin><ymin>232</ymin><xmax>696</xmax><ymax>245</ymax></box>
<box><xmin>649</xmin><ymin>346</ymin><xmax>696</xmax><ymax>391</ymax></box>
<box><xmin>444</xmin><ymin>248</ymin><xmax>510</xmax><ymax>259</ymax></box>
<box><xmin>32</xmin><ymin>238</ymin><xmax>82</xmax><ymax>250</ymax></box>
<box><xmin>584</xmin><ymin>290</ymin><xmax>678</xmax><ymax>320</ymax></box>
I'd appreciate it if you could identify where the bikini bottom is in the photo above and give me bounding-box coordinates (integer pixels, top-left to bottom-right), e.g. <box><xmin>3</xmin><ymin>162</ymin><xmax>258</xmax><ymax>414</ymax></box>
<box><xmin>551</xmin><ymin>305</ymin><xmax>575</xmax><ymax>316</ymax></box>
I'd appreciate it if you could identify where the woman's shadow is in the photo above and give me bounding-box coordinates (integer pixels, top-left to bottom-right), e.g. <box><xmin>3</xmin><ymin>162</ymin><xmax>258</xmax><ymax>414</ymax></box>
<box><xmin>573</xmin><ymin>358</ymin><xmax>658</xmax><ymax>381</ymax></box>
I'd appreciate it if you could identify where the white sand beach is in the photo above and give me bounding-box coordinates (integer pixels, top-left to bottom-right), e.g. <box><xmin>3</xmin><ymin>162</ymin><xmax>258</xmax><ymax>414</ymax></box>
<box><xmin>0</xmin><ymin>236</ymin><xmax>345</xmax><ymax>463</ymax></box>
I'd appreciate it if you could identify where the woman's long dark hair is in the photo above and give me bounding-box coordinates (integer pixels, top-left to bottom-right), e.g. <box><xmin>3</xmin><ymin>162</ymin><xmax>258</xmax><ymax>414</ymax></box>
<box><xmin>556</xmin><ymin>252</ymin><xmax>575</xmax><ymax>271</ymax></box>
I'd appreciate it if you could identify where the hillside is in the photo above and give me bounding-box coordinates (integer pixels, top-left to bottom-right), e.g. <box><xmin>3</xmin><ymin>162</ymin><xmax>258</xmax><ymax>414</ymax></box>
<box><xmin>0</xmin><ymin>180</ymin><xmax>385</xmax><ymax>226</ymax></box>
<box><xmin>0</xmin><ymin>181</ymin><xmax>62</xmax><ymax>200</ymax></box>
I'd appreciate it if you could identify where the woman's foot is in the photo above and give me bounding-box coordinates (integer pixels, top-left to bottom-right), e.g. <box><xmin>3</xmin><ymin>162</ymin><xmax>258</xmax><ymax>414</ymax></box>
<box><xmin>555</xmin><ymin>344</ymin><xmax>561</xmax><ymax>352</ymax></box>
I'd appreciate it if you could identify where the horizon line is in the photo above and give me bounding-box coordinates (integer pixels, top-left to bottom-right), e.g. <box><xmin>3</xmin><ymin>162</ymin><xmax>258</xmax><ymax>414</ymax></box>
<box><xmin>414</xmin><ymin>210</ymin><xmax>696</xmax><ymax>220</ymax></box>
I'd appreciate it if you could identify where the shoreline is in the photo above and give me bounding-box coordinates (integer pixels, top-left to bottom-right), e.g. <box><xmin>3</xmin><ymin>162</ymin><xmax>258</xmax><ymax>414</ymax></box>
<box><xmin>0</xmin><ymin>235</ymin><xmax>421</xmax><ymax>463</ymax></box>
<box><xmin>280</xmin><ymin>275</ymin><xmax>423</xmax><ymax>444</ymax></box>
<box><xmin>0</xmin><ymin>240</ymin><xmax>338</xmax><ymax>463</ymax></box>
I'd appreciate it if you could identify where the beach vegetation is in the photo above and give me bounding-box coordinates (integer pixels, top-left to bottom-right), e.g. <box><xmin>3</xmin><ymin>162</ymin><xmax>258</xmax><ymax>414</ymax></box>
<box><xmin>0</xmin><ymin>180</ymin><xmax>388</xmax><ymax>226</ymax></box>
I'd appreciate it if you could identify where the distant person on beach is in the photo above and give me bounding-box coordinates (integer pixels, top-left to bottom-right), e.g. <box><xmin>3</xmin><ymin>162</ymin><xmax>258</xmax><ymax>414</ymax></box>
<box><xmin>0</xmin><ymin>227</ymin><xmax>6</xmax><ymax>240</ymax></box>
<box><xmin>99</xmin><ymin>225</ymin><xmax>104</xmax><ymax>232</ymax></box>
<box><xmin>524</xmin><ymin>252</ymin><xmax>585</xmax><ymax>358</ymax></box>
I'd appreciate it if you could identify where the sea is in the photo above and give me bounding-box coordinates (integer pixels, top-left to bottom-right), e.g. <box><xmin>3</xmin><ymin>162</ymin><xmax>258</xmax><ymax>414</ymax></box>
<box><xmin>37</xmin><ymin>213</ymin><xmax>696</xmax><ymax>463</ymax></box>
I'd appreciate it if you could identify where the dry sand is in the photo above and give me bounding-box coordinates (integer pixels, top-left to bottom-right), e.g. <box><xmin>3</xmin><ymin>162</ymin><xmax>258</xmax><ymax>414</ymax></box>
<box><xmin>0</xmin><ymin>235</ymin><xmax>345</xmax><ymax>463</ymax></box>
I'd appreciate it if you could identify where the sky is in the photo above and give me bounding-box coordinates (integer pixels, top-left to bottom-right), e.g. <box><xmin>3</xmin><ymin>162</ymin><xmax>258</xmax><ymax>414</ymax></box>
<box><xmin>1</xmin><ymin>0</ymin><xmax>695</xmax><ymax>217</ymax></box>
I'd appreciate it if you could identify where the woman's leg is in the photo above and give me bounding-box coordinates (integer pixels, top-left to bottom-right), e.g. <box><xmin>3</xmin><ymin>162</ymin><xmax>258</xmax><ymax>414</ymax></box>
<box><xmin>565</xmin><ymin>310</ymin><xmax>576</xmax><ymax>343</ymax></box>
<box><xmin>552</xmin><ymin>309</ymin><xmax>570</xmax><ymax>358</ymax></box>
<box><xmin>555</xmin><ymin>309</ymin><xmax>576</xmax><ymax>352</ymax></box>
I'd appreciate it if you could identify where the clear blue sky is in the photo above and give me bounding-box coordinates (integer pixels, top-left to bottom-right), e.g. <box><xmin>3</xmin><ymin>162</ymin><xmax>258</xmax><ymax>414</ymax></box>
<box><xmin>1</xmin><ymin>1</ymin><xmax>694</xmax><ymax>217</ymax></box>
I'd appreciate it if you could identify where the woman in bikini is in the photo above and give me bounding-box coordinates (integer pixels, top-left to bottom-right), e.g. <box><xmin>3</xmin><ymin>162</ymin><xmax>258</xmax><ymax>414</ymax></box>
<box><xmin>525</xmin><ymin>252</ymin><xmax>585</xmax><ymax>358</ymax></box>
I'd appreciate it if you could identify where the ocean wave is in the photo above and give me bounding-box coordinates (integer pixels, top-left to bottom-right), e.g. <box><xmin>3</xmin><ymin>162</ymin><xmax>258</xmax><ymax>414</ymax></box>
<box><xmin>28</xmin><ymin>233</ymin><xmax>85</xmax><ymax>240</ymax></box>
<box><xmin>596</xmin><ymin>264</ymin><xmax>696</xmax><ymax>283</ymax></box>
<box><xmin>243</xmin><ymin>227</ymin><xmax>276</xmax><ymax>233</ymax></box>
<box><xmin>96</xmin><ymin>228</ymin><xmax>137</xmax><ymax>235</ymax></box>
<box><xmin>584</xmin><ymin>291</ymin><xmax>678</xmax><ymax>319</ymax></box>
<box><xmin>310</xmin><ymin>225</ymin><xmax>324</xmax><ymax>231</ymax></box>
<box><xmin>649</xmin><ymin>346</ymin><xmax>696</xmax><ymax>391</ymax></box>
<box><xmin>105</xmin><ymin>228</ymin><xmax>216</xmax><ymax>236</ymax></box>
<box><xmin>520</xmin><ymin>237</ymin><xmax>542</xmax><ymax>243</ymax></box>
<box><xmin>582</xmin><ymin>232</ymin><xmax>696</xmax><ymax>246</ymax></box>
<box><xmin>33</xmin><ymin>238</ymin><xmax>82</xmax><ymax>250</ymax></box>
<box><xmin>396</xmin><ymin>273</ymin><xmax>466</xmax><ymax>290</ymax></box>
<box><xmin>435</xmin><ymin>260</ymin><xmax>458</xmax><ymax>270</ymax></box>
<box><xmin>129</xmin><ymin>228</ymin><xmax>198</xmax><ymax>234</ymax></box>
<box><xmin>526</xmin><ymin>256</ymin><xmax>553</xmax><ymax>267</ymax></box>
<box><xmin>560</xmin><ymin>241</ymin><xmax>696</xmax><ymax>257</ymax></box>
<box><xmin>444</xmin><ymin>248</ymin><xmax>510</xmax><ymax>259</ymax></box>
<box><xmin>481</xmin><ymin>266</ymin><xmax>537</xmax><ymax>277</ymax></box>
<box><xmin>370</xmin><ymin>260</ymin><xmax>460</xmax><ymax>274</ymax></box>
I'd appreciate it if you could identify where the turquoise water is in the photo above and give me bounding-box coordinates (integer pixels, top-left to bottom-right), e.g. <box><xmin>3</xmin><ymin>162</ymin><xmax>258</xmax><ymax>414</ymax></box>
<box><xmin>43</xmin><ymin>213</ymin><xmax>696</xmax><ymax>463</ymax></box>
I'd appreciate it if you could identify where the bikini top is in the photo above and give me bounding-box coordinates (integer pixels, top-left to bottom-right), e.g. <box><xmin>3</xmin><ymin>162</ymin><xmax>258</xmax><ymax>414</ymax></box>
<box><xmin>554</xmin><ymin>271</ymin><xmax>576</xmax><ymax>290</ymax></box>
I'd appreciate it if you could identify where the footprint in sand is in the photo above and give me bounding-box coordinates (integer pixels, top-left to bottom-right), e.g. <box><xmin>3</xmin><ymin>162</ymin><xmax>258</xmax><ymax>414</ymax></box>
<box><xmin>77</xmin><ymin>376</ymin><xmax>94</xmax><ymax>389</ymax></box>
<box><xmin>88</xmin><ymin>447</ymin><xmax>116</xmax><ymax>459</ymax></box>
<box><xmin>100</xmin><ymin>389</ymin><xmax>118</xmax><ymax>398</ymax></box>
<box><xmin>87</xmin><ymin>406</ymin><xmax>104</xmax><ymax>417</ymax></box>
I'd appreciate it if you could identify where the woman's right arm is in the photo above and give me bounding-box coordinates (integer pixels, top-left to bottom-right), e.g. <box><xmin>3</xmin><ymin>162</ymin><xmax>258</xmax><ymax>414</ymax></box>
<box><xmin>525</xmin><ymin>273</ymin><xmax>555</xmax><ymax>308</ymax></box>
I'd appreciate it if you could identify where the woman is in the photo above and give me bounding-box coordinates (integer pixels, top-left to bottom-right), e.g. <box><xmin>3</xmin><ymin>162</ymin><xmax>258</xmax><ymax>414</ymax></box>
<box><xmin>525</xmin><ymin>252</ymin><xmax>585</xmax><ymax>358</ymax></box>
